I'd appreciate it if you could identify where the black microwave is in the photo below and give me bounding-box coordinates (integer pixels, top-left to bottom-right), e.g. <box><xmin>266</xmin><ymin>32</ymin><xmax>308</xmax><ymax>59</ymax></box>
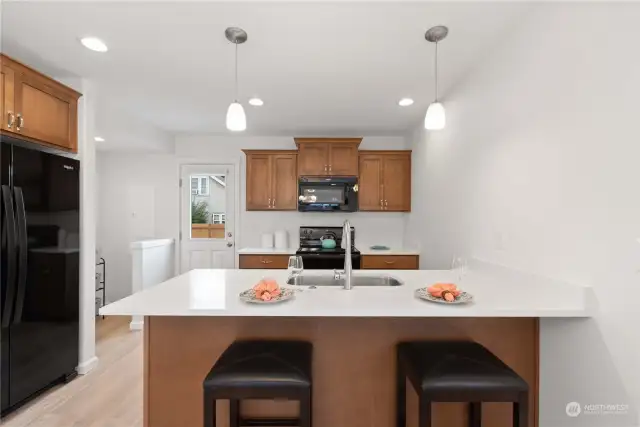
<box><xmin>298</xmin><ymin>177</ymin><xmax>358</xmax><ymax>212</ymax></box>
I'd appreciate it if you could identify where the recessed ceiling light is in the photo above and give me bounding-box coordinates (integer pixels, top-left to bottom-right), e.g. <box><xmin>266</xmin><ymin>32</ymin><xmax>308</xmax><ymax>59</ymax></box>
<box><xmin>248</xmin><ymin>98</ymin><xmax>264</xmax><ymax>107</ymax></box>
<box><xmin>398</xmin><ymin>98</ymin><xmax>414</xmax><ymax>107</ymax></box>
<box><xmin>94</xmin><ymin>136</ymin><xmax>105</xmax><ymax>142</ymax></box>
<box><xmin>80</xmin><ymin>37</ymin><xmax>108</xmax><ymax>52</ymax></box>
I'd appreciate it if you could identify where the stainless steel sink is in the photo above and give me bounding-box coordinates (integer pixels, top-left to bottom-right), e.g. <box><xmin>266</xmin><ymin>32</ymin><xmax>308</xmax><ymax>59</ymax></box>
<box><xmin>286</xmin><ymin>274</ymin><xmax>403</xmax><ymax>287</ymax></box>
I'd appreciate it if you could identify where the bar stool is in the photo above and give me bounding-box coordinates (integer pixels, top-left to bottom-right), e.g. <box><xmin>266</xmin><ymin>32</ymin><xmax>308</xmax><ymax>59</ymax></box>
<box><xmin>203</xmin><ymin>340</ymin><xmax>312</xmax><ymax>427</ymax></box>
<box><xmin>396</xmin><ymin>341</ymin><xmax>529</xmax><ymax>427</ymax></box>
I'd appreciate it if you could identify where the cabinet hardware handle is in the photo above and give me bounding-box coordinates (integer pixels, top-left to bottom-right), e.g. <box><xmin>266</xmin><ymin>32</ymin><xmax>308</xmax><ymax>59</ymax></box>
<box><xmin>329</xmin><ymin>165</ymin><xmax>332</xmax><ymax>172</ymax></box>
<box><xmin>324</xmin><ymin>165</ymin><xmax>328</xmax><ymax>172</ymax></box>
<box><xmin>261</xmin><ymin>259</ymin><xmax>273</xmax><ymax>264</ymax></box>
<box><xmin>380</xmin><ymin>199</ymin><xmax>383</xmax><ymax>209</ymax></box>
<box><xmin>273</xmin><ymin>199</ymin><xmax>276</xmax><ymax>208</ymax></box>
<box><xmin>7</xmin><ymin>112</ymin><xmax>15</xmax><ymax>129</ymax></box>
<box><xmin>384</xmin><ymin>260</ymin><xmax>396</xmax><ymax>265</ymax></box>
<box><xmin>268</xmin><ymin>198</ymin><xmax>271</xmax><ymax>208</ymax></box>
<box><xmin>16</xmin><ymin>114</ymin><xmax>24</xmax><ymax>131</ymax></box>
<box><xmin>385</xmin><ymin>200</ymin><xmax>388</xmax><ymax>207</ymax></box>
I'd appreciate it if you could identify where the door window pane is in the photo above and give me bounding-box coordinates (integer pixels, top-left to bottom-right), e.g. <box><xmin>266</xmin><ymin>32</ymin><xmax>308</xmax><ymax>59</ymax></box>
<box><xmin>190</xmin><ymin>174</ymin><xmax>226</xmax><ymax>239</ymax></box>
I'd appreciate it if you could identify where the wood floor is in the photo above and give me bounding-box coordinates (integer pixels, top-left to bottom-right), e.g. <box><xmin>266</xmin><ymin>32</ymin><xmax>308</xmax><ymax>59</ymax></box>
<box><xmin>3</xmin><ymin>317</ymin><xmax>143</xmax><ymax>427</ymax></box>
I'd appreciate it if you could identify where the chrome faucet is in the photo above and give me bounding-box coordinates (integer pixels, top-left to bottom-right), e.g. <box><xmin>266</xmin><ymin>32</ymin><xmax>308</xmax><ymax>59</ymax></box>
<box><xmin>335</xmin><ymin>219</ymin><xmax>353</xmax><ymax>290</ymax></box>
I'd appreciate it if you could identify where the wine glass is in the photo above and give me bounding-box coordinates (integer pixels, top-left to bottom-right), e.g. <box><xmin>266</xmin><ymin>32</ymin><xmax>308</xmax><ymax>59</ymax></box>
<box><xmin>288</xmin><ymin>256</ymin><xmax>304</xmax><ymax>279</ymax></box>
<box><xmin>451</xmin><ymin>256</ymin><xmax>468</xmax><ymax>283</ymax></box>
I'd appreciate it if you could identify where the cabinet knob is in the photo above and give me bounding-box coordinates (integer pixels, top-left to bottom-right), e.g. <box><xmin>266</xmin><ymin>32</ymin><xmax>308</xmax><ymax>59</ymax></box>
<box><xmin>7</xmin><ymin>112</ymin><xmax>15</xmax><ymax>129</ymax></box>
<box><xmin>16</xmin><ymin>114</ymin><xmax>24</xmax><ymax>131</ymax></box>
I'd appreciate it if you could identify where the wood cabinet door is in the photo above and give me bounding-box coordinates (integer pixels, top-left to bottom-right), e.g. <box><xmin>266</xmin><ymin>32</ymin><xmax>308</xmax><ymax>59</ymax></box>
<box><xmin>15</xmin><ymin>72</ymin><xmax>78</xmax><ymax>151</ymax></box>
<box><xmin>358</xmin><ymin>154</ymin><xmax>384</xmax><ymax>211</ymax></box>
<box><xmin>297</xmin><ymin>142</ymin><xmax>328</xmax><ymax>176</ymax></box>
<box><xmin>383</xmin><ymin>154</ymin><xmax>411</xmax><ymax>212</ymax></box>
<box><xmin>1</xmin><ymin>64</ymin><xmax>15</xmax><ymax>132</ymax></box>
<box><xmin>271</xmin><ymin>154</ymin><xmax>298</xmax><ymax>210</ymax></box>
<box><xmin>239</xmin><ymin>255</ymin><xmax>290</xmax><ymax>269</ymax></box>
<box><xmin>329</xmin><ymin>142</ymin><xmax>359</xmax><ymax>175</ymax></box>
<box><xmin>245</xmin><ymin>154</ymin><xmax>273</xmax><ymax>210</ymax></box>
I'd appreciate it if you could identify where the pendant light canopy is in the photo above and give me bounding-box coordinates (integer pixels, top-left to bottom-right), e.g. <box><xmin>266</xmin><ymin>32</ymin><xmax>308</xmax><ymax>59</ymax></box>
<box><xmin>225</xmin><ymin>27</ymin><xmax>248</xmax><ymax>132</ymax></box>
<box><xmin>424</xmin><ymin>25</ymin><xmax>448</xmax><ymax>130</ymax></box>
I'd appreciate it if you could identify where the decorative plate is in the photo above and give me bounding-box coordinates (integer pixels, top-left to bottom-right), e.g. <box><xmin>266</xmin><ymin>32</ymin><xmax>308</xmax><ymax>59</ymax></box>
<box><xmin>239</xmin><ymin>288</ymin><xmax>296</xmax><ymax>304</ymax></box>
<box><xmin>414</xmin><ymin>288</ymin><xmax>474</xmax><ymax>305</ymax></box>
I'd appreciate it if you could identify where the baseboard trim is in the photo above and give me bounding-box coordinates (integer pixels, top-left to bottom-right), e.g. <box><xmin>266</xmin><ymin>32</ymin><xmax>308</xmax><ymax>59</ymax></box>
<box><xmin>77</xmin><ymin>356</ymin><xmax>99</xmax><ymax>375</ymax></box>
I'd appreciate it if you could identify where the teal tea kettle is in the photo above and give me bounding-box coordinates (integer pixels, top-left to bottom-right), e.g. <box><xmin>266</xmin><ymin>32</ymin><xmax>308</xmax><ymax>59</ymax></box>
<box><xmin>320</xmin><ymin>234</ymin><xmax>337</xmax><ymax>249</ymax></box>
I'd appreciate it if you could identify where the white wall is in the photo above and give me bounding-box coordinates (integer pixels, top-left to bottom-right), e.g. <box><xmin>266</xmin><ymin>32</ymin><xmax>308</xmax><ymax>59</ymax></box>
<box><xmin>97</xmin><ymin>135</ymin><xmax>408</xmax><ymax>302</ymax></box>
<box><xmin>57</xmin><ymin>77</ymin><xmax>98</xmax><ymax>374</ymax></box>
<box><xmin>406</xmin><ymin>3</ymin><xmax>639</xmax><ymax>426</ymax></box>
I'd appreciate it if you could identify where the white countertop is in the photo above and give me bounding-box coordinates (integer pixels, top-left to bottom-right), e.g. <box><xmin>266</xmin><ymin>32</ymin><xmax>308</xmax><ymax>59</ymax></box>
<box><xmin>238</xmin><ymin>248</ymin><xmax>296</xmax><ymax>255</ymax></box>
<box><xmin>100</xmin><ymin>263</ymin><xmax>594</xmax><ymax>318</ymax></box>
<box><xmin>359</xmin><ymin>248</ymin><xmax>421</xmax><ymax>256</ymax></box>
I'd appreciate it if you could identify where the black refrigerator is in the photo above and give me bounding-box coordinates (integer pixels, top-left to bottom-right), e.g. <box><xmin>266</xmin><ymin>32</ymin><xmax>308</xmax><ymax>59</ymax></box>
<box><xmin>1</xmin><ymin>135</ymin><xmax>79</xmax><ymax>415</ymax></box>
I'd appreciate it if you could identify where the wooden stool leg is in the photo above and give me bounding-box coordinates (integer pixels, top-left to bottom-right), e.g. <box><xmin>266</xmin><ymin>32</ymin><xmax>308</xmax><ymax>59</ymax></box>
<box><xmin>204</xmin><ymin>392</ymin><xmax>216</xmax><ymax>427</ymax></box>
<box><xmin>396</xmin><ymin>354</ymin><xmax>406</xmax><ymax>427</ymax></box>
<box><xmin>418</xmin><ymin>397</ymin><xmax>432</xmax><ymax>427</ymax></box>
<box><xmin>300</xmin><ymin>391</ymin><xmax>312</xmax><ymax>427</ymax></box>
<box><xmin>513</xmin><ymin>393</ymin><xmax>529</xmax><ymax>427</ymax></box>
<box><xmin>230</xmin><ymin>399</ymin><xmax>240</xmax><ymax>427</ymax></box>
<box><xmin>468</xmin><ymin>402</ymin><xmax>482</xmax><ymax>427</ymax></box>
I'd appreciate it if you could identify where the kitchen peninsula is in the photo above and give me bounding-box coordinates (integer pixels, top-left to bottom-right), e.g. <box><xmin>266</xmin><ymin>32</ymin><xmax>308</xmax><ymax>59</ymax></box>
<box><xmin>100</xmin><ymin>266</ymin><xmax>593</xmax><ymax>427</ymax></box>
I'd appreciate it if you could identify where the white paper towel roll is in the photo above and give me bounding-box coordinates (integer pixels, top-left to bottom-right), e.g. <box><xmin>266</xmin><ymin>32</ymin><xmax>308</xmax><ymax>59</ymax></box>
<box><xmin>261</xmin><ymin>233</ymin><xmax>274</xmax><ymax>248</ymax></box>
<box><xmin>274</xmin><ymin>230</ymin><xmax>288</xmax><ymax>249</ymax></box>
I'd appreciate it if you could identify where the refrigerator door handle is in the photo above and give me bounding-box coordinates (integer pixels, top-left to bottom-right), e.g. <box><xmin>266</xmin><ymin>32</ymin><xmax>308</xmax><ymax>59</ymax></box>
<box><xmin>12</xmin><ymin>187</ymin><xmax>28</xmax><ymax>324</ymax></box>
<box><xmin>1</xmin><ymin>185</ymin><xmax>18</xmax><ymax>328</ymax></box>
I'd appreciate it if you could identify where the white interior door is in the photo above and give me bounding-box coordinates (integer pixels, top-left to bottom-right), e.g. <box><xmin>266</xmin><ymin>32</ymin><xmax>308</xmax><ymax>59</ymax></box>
<box><xmin>180</xmin><ymin>164</ymin><xmax>235</xmax><ymax>272</ymax></box>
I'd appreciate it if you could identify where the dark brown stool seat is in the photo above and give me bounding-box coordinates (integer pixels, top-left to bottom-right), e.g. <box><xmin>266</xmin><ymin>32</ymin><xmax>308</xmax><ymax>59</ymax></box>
<box><xmin>397</xmin><ymin>341</ymin><xmax>529</xmax><ymax>427</ymax></box>
<box><xmin>203</xmin><ymin>340</ymin><xmax>312</xmax><ymax>427</ymax></box>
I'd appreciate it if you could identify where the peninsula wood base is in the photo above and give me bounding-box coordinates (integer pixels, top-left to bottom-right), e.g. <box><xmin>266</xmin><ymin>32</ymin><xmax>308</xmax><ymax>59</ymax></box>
<box><xmin>143</xmin><ymin>316</ymin><xmax>538</xmax><ymax>427</ymax></box>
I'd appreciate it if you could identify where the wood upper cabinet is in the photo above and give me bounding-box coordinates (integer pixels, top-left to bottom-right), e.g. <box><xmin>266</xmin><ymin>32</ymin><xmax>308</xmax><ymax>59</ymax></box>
<box><xmin>295</xmin><ymin>138</ymin><xmax>361</xmax><ymax>176</ymax></box>
<box><xmin>243</xmin><ymin>150</ymin><xmax>298</xmax><ymax>211</ymax></box>
<box><xmin>297</xmin><ymin>141</ymin><xmax>328</xmax><ymax>175</ymax></box>
<box><xmin>271</xmin><ymin>154</ymin><xmax>298</xmax><ymax>210</ymax></box>
<box><xmin>358</xmin><ymin>151</ymin><xmax>411</xmax><ymax>212</ymax></box>
<box><xmin>358</xmin><ymin>154</ymin><xmax>384</xmax><ymax>210</ymax></box>
<box><xmin>1</xmin><ymin>63</ymin><xmax>15</xmax><ymax>132</ymax></box>
<box><xmin>1</xmin><ymin>54</ymin><xmax>81</xmax><ymax>152</ymax></box>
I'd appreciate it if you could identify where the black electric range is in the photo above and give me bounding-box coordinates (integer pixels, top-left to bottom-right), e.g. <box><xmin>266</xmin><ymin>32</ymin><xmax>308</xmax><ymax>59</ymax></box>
<box><xmin>296</xmin><ymin>226</ymin><xmax>361</xmax><ymax>270</ymax></box>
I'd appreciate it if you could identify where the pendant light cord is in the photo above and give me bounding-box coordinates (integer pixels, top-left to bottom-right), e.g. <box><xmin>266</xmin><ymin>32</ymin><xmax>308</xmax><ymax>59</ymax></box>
<box><xmin>234</xmin><ymin>42</ymin><xmax>239</xmax><ymax>102</ymax></box>
<box><xmin>434</xmin><ymin>41</ymin><xmax>439</xmax><ymax>102</ymax></box>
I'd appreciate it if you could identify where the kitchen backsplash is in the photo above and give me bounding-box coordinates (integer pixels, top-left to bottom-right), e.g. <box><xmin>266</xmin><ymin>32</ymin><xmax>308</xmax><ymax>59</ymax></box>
<box><xmin>240</xmin><ymin>211</ymin><xmax>407</xmax><ymax>249</ymax></box>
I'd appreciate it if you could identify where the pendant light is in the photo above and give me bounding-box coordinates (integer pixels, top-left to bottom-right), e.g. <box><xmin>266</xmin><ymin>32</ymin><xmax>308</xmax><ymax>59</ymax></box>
<box><xmin>225</xmin><ymin>27</ymin><xmax>248</xmax><ymax>131</ymax></box>
<box><xmin>424</xmin><ymin>25</ymin><xmax>448</xmax><ymax>130</ymax></box>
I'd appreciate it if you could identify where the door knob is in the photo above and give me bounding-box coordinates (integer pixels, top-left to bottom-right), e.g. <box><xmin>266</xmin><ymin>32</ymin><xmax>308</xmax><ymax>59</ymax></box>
<box><xmin>227</xmin><ymin>242</ymin><xmax>233</xmax><ymax>247</ymax></box>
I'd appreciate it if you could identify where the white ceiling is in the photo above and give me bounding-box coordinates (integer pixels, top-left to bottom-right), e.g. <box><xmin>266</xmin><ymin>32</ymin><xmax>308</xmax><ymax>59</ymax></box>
<box><xmin>2</xmin><ymin>1</ymin><xmax>533</xmax><ymax>141</ymax></box>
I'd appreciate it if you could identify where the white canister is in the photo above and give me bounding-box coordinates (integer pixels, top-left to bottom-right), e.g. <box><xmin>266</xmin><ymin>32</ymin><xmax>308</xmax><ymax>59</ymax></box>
<box><xmin>274</xmin><ymin>230</ymin><xmax>288</xmax><ymax>249</ymax></box>
<box><xmin>261</xmin><ymin>233</ymin><xmax>274</xmax><ymax>248</ymax></box>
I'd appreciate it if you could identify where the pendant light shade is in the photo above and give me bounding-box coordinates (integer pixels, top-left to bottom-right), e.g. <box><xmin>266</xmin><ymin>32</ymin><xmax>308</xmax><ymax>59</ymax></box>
<box><xmin>425</xmin><ymin>102</ymin><xmax>446</xmax><ymax>130</ymax></box>
<box><xmin>226</xmin><ymin>102</ymin><xmax>246</xmax><ymax>131</ymax></box>
<box><xmin>225</xmin><ymin>27</ymin><xmax>248</xmax><ymax>132</ymax></box>
<box><xmin>424</xmin><ymin>26</ymin><xmax>448</xmax><ymax>131</ymax></box>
